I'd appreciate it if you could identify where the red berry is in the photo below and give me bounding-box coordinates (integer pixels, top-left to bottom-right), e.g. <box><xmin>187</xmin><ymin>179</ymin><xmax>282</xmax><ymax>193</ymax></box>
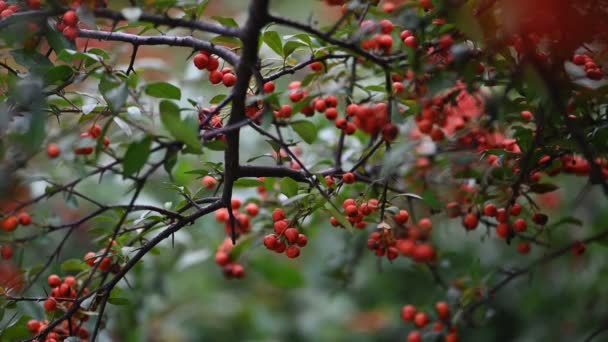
<box><xmin>414</xmin><ymin>312</ymin><xmax>429</xmax><ymax>327</ymax></box>
<box><xmin>1</xmin><ymin>216</ymin><xmax>18</xmax><ymax>232</ymax></box>
<box><xmin>274</xmin><ymin>220</ymin><xmax>288</xmax><ymax>234</ymax></box>
<box><xmin>0</xmin><ymin>245</ymin><xmax>12</xmax><ymax>260</ymax></box>
<box><xmin>342</xmin><ymin>172</ymin><xmax>355</xmax><ymax>184</ymax></box>
<box><xmin>324</xmin><ymin>107</ymin><xmax>338</xmax><ymax>120</ymax></box>
<box><xmin>413</xmin><ymin>244</ymin><xmax>435</xmax><ymax>263</ymax></box>
<box><xmin>435</xmin><ymin>301</ymin><xmax>450</xmax><ymax>320</ymax></box>
<box><xmin>27</xmin><ymin>320</ymin><xmax>41</xmax><ymax>333</ymax></box>
<box><xmin>382</xmin><ymin>123</ymin><xmax>399</xmax><ymax>141</ymax></box>
<box><xmin>394</xmin><ymin>210</ymin><xmax>409</xmax><ymax>224</ymax></box>
<box><xmin>462</xmin><ymin>213</ymin><xmax>479</xmax><ymax>230</ymax></box>
<box><xmin>231</xmin><ymin>198</ymin><xmax>241</xmax><ymax>209</ymax></box>
<box><xmin>222</xmin><ymin>73</ymin><xmax>236</xmax><ymax>87</ymax></box>
<box><xmin>263</xmin><ymin>234</ymin><xmax>278</xmax><ymax>250</ymax></box>
<box><xmin>201</xmin><ymin>175</ymin><xmax>217</xmax><ymax>189</ymax></box>
<box><xmin>401</xmin><ymin>304</ymin><xmax>417</xmax><ymax>321</ymax></box>
<box><xmin>407</xmin><ymin>330</ymin><xmax>421</xmax><ymax>342</ymax></box>
<box><xmin>404</xmin><ymin>36</ymin><xmax>418</xmax><ymax>48</ymax></box>
<box><xmin>215</xmin><ymin>251</ymin><xmax>230</xmax><ymax>266</ymax></box>
<box><xmin>483</xmin><ymin>203</ymin><xmax>497</xmax><ymax>217</ymax></box>
<box><xmin>532</xmin><ymin>213</ymin><xmax>548</xmax><ymax>225</ymax></box>
<box><xmin>193</xmin><ymin>53</ymin><xmax>209</xmax><ymax>69</ymax></box>
<box><xmin>510</xmin><ymin>203</ymin><xmax>522</xmax><ymax>216</ymax></box>
<box><xmin>62</xmin><ymin>26</ymin><xmax>79</xmax><ymax>41</ymax></box>
<box><xmin>283</xmin><ymin>227</ymin><xmax>299</xmax><ymax>244</ymax></box>
<box><xmin>520</xmin><ymin>110</ymin><xmax>533</xmax><ymax>121</ymax></box>
<box><xmin>47</xmin><ymin>143</ymin><xmax>61</xmax><ymax>158</ymax></box>
<box><xmin>496</xmin><ymin>223</ymin><xmax>510</xmax><ymax>238</ymax></box>
<box><xmin>43</xmin><ymin>298</ymin><xmax>57</xmax><ymax>312</ymax></box>
<box><xmin>209</xmin><ymin>70</ymin><xmax>223</xmax><ymax>84</ymax></box>
<box><xmin>296</xmin><ymin>234</ymin><xmax>308</xmax><ymax>247</ymax></box>
<box><xmin>513</xmin><ymin>218</ymin><xmax>527</xmax><ymax>232</ymax></box>
<box><xmin>272</xmin><ymin>208</ymin><xmax>286</xmax><ymax>221</ymax></box>
<box><xmin>517</xmin><ymin>242</ymin><xmax>531</xmax><ymax>254</ymax></box>
<box><xmin>310</xmin><ymin>61</ymin><xmax>323</xmax><ymax>72</ymax></box>
<box><xmin>245</xmin><ymin>203</ymin><xmax>259</xmax><ymax>217</ymax></box>
<box><xmin>84</xmin><ymin>252</ymin><xmax>96</xmax><ymax>266</ymax></box>
<box><xmin>263</xmin><ymin>81</ymin><xmax>275</xmax><ymax>93</ymax></box>
<box><xmin>17</xmin><ymin>212</ymin><xmax>31</xmax><ymax>225</ymax></box>
<box><xmin>285</xmin><ymin>245</ymin><xmax>300</xmax><ymax>258</ymax></box>
<box><xmin>63</xmin><ymin>10</ymin><xmax>78</xmax><ymax>26</ymax></box>
<box><xmin>418</xmin><ymin>218</ymin><xmax>432</xmax><ymax>232</ymax></box>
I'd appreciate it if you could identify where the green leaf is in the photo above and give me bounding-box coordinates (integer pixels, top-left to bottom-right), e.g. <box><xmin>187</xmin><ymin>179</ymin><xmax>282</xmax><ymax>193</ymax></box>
<box><xmin>279</xmin><ymin>177</ymin><xmax>299</xmax><ymax>197</ymax></box>
<box><xmin>2</xmin><ymin>315</ymin><xmax>32</xmax><ymax>340</ymax></box>
<box><xmin>10</xmin><ymin>49</ymin><xmax>52</xmax><ymax>74</ymax></box>
<box><xmin>144</xmin><ymin>82</ymin><xmax>181</xmax><ymax>100</ymax></box>
<box><xmin>159</xmin><ymin>100</ymin><xmax>202</xmax><ymax>152</ymax></box>
<box><xmin>210</xmin><ymin>35</ymin><xmax>242</xmax><ymax>46</ymax></box>
<box><xmin>421</xmin><ymin>189</ymin><xmax>442</xmax><ymax>210</ymax></box>
<box><xmin>250</xmin><ymin>255</ymin><xmax>305</xmax><ymax>288</ymax></box>
<box><xmin>283</xmin><ymin>40</ymin><xmax>306</xmax><ymax>57</ymax></box>
<box><xmin>45</xmin><ymin>24</ymin><xmax>74</xmax><ymax>54</ymax></box>
<box><xmin>99</xmin><ymin>77</ymin><xmax>128</xmax><ymax>113</ymax></box>
<box><xmin>204</xmin><ymin>139</ymin><xmax>226</xmax><ymax>151</ymax></box>
<box><xmin>291</xmin><ymin>120</ymin><xmax>317</xmax><ymax>144</ymax></box>
<box><xmin>61</xmin><ymin>258</ymin><xmax>88</xmax><ymax>272</ymax></box>
<box><xmin>210</xmin><ymin>94</ymin><xmax>227</xmax><ymax>104</ymax></box>
<box><xmin>211</xmin><ymin>16</ymin><xmax>239</xmax><ymax>27</ymax></box>
<box><xmin>234</xmin><ymin>178</ymin><xmax>264</xmax><ymax>188</ymax></box>
<box><xmin>123</xmin><ymin>136</ymin><xmax>152</xmax><ymax>176</ymax></box>
<box><xmin>163</xmin><ymin>148</ymin><xmax>178</xmax><ymax>176</ymax></box>
<box><xmin>46</xmin><ymin>65</ymin><xmax>73</xmax><ymax>84</ymax></box>
<box><xmin>529</xmin><ymin>183</ymin><xmax>559</xmax><ymax>194</ymax></box>
<box><xmin>263</xmin><ymin>31</ymin><xmax>284</xmax><ymax>57</ymax></box>
<box><xmin>108</xmin><ymin>297</ymin><xmax>131</xmax><ymax>305</ymax></box>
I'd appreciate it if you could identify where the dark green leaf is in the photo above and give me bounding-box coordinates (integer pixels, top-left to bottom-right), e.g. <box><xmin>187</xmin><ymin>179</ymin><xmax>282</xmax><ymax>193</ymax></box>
<box><xmin>61</xmin><ymin>258</ymin><xmax>88</xmax><ymax>272</ymax></box>
<box><xmin>291</xmin><ymin>120</ymin><xmax>317</xmax><ymax>144</ymax></box>
<box><xmin>123</xmin><ymin>136</ymin><xmax>152</xmax><ymax>176</ymax></box>
<box><xmin>10</xmin><ymin>49</ymin><xmax>52</xmax><ymax>74</ymax></box>
<box><xmin>263</xmin><ymin>31</ymin><xmax>284</xmax><ymax>57</ymax></box>
<box><xmin>529</xmin><ymin>183</ymin><xmax>559</xmax><ymax>194</ymax></box>
<box><xmin>234</xmin><ymin>178</ymin><xmax>264</xmax><ymax>187</ymax></box>
<box><xmin>250</xmin><ymin>256</ymin><xmax>305</xmax><ymax>288</ymax></box>
<box><xmin>211</xmin><ymin>16</ymin><xmax>238</xmax><ymax>27</ymax></box>
<box><xmin>279</xmin><ymin>177</ymin><xmax>299</xmax><ymax>197</ymax></box>
<box><xmin>144</xmin><ymin>82</ymin><xmax>181</xmax><ymax>100</ymax></box>
<box><xmin>46</xmin><ymin>65</ymin><xmax>73</xmax><ymax>85</ymax></box>
<box><xmin>159</xmin><ymin>100</ymin><xmax>202</xmax><ymax>152</ymax></box>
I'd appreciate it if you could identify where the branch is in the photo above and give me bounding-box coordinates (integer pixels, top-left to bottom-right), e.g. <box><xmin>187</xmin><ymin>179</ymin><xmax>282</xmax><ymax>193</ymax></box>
<box><xmin>93</xmin><ymin>8</ymin><xmax>240</xmax><ymax>37</ymax></box>
<box><xmin>462</xmin><ymin>229</ymin><xmax>608</xmax><ymax>325</ymax></box>
<box><xmin>221</xmin><ymin>0</ymin><xmax>270</xmax><ymax>243</ymax></box>
<box><xmin>77</xmin><ymin>29</ymin><xmax>240</xmax><ymax>66</ymax></box>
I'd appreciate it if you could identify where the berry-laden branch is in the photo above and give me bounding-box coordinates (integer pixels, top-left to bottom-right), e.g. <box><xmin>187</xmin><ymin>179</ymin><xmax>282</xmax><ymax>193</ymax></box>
<box><xmin>461</xmin><ymin>228</ymin><xmax>608</xmax><ymax>326</ymax></box>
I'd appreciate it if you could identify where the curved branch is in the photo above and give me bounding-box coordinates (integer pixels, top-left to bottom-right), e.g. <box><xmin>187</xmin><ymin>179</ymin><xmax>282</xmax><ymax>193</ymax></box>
<box><xmin>77</xmin><ymin>29</ymin><xmax>240</xmax><ymax>66</ymax></box>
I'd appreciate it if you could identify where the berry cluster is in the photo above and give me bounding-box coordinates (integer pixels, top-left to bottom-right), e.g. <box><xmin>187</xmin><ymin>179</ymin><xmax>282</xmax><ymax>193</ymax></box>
<box><xmin>30</xmin><ymin>275</ymin><xmax>91</xmax><ymax>341</ymax></box>
<box><xmin>263</xmin><ymin>208</ymin><xmax>308</xmax><ymax>258</ymax></box>
<box><xmin>74</xmin><ymin>124</ymin><xmax>109</xmax><ymax>155</ymax></box>
<box><xmin>572</xmin><ymin>53</ymin><xmax>605</xmax><ymax>80</ymax></box>
<box><xmin>82</xmin><ymin>240</ymin><xmax>120</xmax><ymax>273</ymax></box>
<box><xmin>214</xmin><ymin>238</ymin><xmax>245</xmax><ymax>279</ymax></box>
<box><xmin>401</xmin><ymin>301</ymin><xmax>458</xmax><ymax>342</ymax></box>
<box><xmin>56</xmin><ymin>10</ymin><xmax>79</xmax><ymax>41</ymax></box>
